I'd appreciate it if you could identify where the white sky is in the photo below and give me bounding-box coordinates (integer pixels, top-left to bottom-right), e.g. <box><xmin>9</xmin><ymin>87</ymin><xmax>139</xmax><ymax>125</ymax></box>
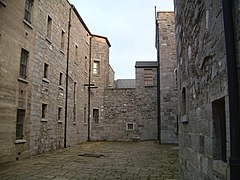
<box><xmin>69</xmin><ymin>0</ymin><xmax>174</xmax><ymax>79</ymax></box>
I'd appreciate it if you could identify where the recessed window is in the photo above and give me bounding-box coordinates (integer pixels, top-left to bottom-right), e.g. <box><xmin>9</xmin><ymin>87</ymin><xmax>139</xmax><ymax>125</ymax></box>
<box><xmin>47</xmin><ymin>15</ymin><xmax>52</xmax><ymax>40</ymax></box>
<box><xmin>43</xmin><ymin>63</ymin><xmax>49</xmax><ymax>79</ymax></box>
<box><xmin>73</xmin><ymin>82</ymin><xmax>77</xmax><ymax>123</ymax></box>
<box><xmin>58</xmin><ymin>107</ymin><xmax>62</xmax><ymax>121</ymax></box>
<box><xmin>93</xmin><ymin>109</ymin><xmax>99</xmax><ymax>123</ymax></box>
<box><xmin>181</xmin><ymin>87</ymin><xmax>186</xmax><ymax>116</ymax></box>
<box><xmin>42</xmin><ymin>103</ymin><xmax>47</xmax><ymax>119</ymax></box>
<box><xmin>19</xmin><ymin>48</ymin><xmax>29</xmax><ymax>79</ymax></box>
<box><xmin>24</xmin><ymin>0</ymin><xmax>33</xmax><ymax>23</ymax></box>
<box><xmin>75</xmin><ymin>45</ymin><xmax>78</xmax><ymax>60</ymax></box>
<box><xmin>212</xmin><ymin>97</ymin><xmax>227</xmax><ymax>162</ymax></box>
<box><xmin>61</xmin><ymin>30</ymin><xmax>65</xmax><ymax>51</ymax></box>
<box><xmin>84</xmin><ymin>104</ymin><xmax>87</xmax><ymax>124</ymax></box>
<box><xmin>144</xmin><ymin>69</ymin><xmax>153</xmax><ymax>86</ymax></box>
<box><xmin>93</xmin><ymin>61</ymin><xmax>100</xmax><ymax>75</ymax></box>
<box><xmin>126</xmin><ymin>122</ymin><xmax>134</xmax><ymax>131</ymax></box>
<box><xmin>16</xmin><ymin>109</ymin><xmax>25</xmax><ymax>140</ymax></box>
<box><xmin>59</xmin><ymin>72</ymin><xmax>63</xmax><ymax>86</ymax></box>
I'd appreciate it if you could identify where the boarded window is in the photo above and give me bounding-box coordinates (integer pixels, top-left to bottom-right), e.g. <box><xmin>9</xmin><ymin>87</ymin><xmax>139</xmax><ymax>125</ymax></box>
<box><xmin>59</xmin><ymin>72</ymin><xmax>63</xmax><ymax>85</ymax></box>
<box><xmin>19</xmin><ymin>49</ymin><xmax>29</xmax><ymax>79</ymax></box>
<box><xmin>93</xmin><ymin>61</ymin><xmax>100</xmax><ymax>75</ymax></box>
<box><xmin>24</xmin><ymin>0</ymin><xmax>33</xmax><ymax>23</ymax></box>
<box><xmin>212</xmin><ymin>97</ymin><xmax>227</xmax><ymax>162</ymax></box>
<box><xmin>16</xmin><ymin>109</ymin><xmax>25</xmax><ymax>140</ymax></box>
<box><xmin>144</xmin><ymin>69</ymin><xmax>153</xmax><ymax>86</ymax></box>
<box><xmin>93</xmin><ymin>109</ymin><xmax>99</xmax><ymax>123</ymax></box>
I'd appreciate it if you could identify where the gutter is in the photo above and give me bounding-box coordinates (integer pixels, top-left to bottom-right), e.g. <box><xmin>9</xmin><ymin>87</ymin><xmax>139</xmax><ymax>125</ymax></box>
<box><xmin>222</xmin><ymin>0</ymin><xmax>240</xmax><ymax>178</ymax></box>
<box><xmin>64</xmin><ymin>6</ymin><xmax>72</xmax><ymax>148</ymax></box>
<box><xmin>87</xmin><ymin>36</ymin><xmax>92</xmax><ymax>141</ymax></box>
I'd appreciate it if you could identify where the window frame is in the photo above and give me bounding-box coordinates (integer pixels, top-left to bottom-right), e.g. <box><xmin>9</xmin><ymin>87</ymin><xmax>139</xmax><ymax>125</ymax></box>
<box><xmin>46</xmin><ymin>15</ymin><xmax>52</xmax><ymax>40</ymax></box>
<box><xmin>16</xmin><ymin>109</ymin><xmax>25</xmax><ymax>140</ymax></box>
<box><xmin>93</xmin><ymin>61</ymin><xmax>100</xmax><ymax>75</ymax></box>
<box><xmin>19</xmin><ymin>48</ymin><xmax>29</xmax><ymax>79</ymax></box>
<box><xmin>126</xmin><ymin>122</ymin><xmax>135</xmax><ymax>131</ymax></box>
<box><xmin>42</xmin><ymin>103</ymin><xmax>48</xmax><ymax>119</ymax></box>
<box><xmin>93</xmin><ymin>108</ymin><xmax>100</xmax><ymax>124</ymax></box>
<box><xmin>24</xmin><ymin>0</ymin><xmax>33</xmax><ymax>24</ymax></box>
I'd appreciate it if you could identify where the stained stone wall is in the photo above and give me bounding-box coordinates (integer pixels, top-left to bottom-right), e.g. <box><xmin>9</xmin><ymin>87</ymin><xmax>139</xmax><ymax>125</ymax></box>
<box><xmin>175</xmin><ymin>0</ymin><xmax>230</xmax><ymax>179</ymax></box>
<box><xmin>157</xmin><ymin>12</ymin><xmax>178</xmax><ymax>144</ymax></box>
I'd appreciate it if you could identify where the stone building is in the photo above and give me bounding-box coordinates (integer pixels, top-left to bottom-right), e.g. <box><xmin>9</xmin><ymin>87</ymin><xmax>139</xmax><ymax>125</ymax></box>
<box><xmin>175</xmin><ymin>0</ymin><xmax>240</xmax><ymax>179</ymax></box>
<box><xmin>91</xmin><ymin>61</ymin><xmax>158</xmax><ymax>141</ymax></box>
<box><xmin>0</xmin><ymin>0</ymin><xmax>112</xmax><ymax>163</ymax></box>
<box><xmin>156</xmin><ymin>12</ymin><xmax>178</xmax><ymax>144</ymax></box>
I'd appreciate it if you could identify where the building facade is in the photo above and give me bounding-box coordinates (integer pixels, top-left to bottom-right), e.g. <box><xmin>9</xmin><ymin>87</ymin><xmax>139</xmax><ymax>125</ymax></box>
<box><xmin>0</xmin><ymin>0</ymin><xmax>113</xmax><ymax>163</ymax></box>
<box><xmin>156</xmin><ymin>12</ymin><xmax>178</xmax><ymax>144</ymax></box>
<box><xmin>175</xmin><ymin>0</ymin><xmax>240</xmax><ymax>179</ymax></box>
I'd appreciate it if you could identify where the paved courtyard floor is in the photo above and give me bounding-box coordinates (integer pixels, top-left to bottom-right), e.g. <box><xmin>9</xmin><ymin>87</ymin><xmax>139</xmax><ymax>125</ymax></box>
<box><xmin>0</xmin><ymin>141</ymin><xmax>179</xmax><ymax>180</ymax></box>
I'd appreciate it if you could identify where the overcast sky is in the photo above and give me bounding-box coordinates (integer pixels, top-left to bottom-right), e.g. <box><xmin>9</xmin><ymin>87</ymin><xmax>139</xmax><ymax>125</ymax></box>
<box><xmin>69</xmin><ymin>0</ymin><xmax>174</xmax><ymax>79</ymax></box>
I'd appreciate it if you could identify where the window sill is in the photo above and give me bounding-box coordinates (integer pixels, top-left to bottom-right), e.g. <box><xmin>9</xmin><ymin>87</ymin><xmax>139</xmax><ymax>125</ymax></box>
<box><xmin>23</xmin><ymin>20</ymin><xmax>33</xmax><ymax>29</ymax></box>
<box><xmin>0</xmin><ymin>0</ymin><xmax>7</xmax><ymax>7</ymax></box>
<box><xmin>60</xmin><ymin>50</ymin><xmax>65</xmax><ymax>55</ymax></box>
<box><xmin>73</xmin><ymin>122</ymin><xmax>77</xmax><ymax>125</ymax></box>
<box><xmin>58</xmin><ymin>86</ymin><xmax>64</xmax><ymax>90</ymax></box>
<box><xmin>42</xmin><ymin>78</ymin><xmax>50</xmax><ymax>83</ymax></box>
<box><xmin>41</xmin><ymin>118</ymin><xmax>48</xmax><ymax>122</ymax></box>
<box><xmin>45</xmin><ymin>37</ymin><xmax>52</xmax><ymax>44</ymax></box>
<box><xmin>15</xmin><ymin>139</ymin><xmax>27</xmax><ymax>144</ymax></box>
<box><xmin>18</xmin><ymin>78</ymin><xmax>29</xmax><ymax>84</ymax></box>
<box><xmin>58</xmin><ymin>120</ymin><xmax>63</xmax><ymax>124</ymax></box>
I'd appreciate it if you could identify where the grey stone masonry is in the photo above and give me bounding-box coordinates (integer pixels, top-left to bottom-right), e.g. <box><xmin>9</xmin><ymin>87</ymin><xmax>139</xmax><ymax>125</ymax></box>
<box><xmin>157</xmin><ymin>12</ymin><xmax>178</xmax><ymax>144</ymax></box>
<box><xmin>175</xmin><ymin>0</ymin><xmax>230</xmax><ymax>179</ymax></box>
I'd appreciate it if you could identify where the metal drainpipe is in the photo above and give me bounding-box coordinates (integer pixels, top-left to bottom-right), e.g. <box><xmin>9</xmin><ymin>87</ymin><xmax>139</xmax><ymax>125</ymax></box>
<box><xmin>222</xmin><ymin>0</ymin><xmax>240</xmax><ymax>178</ymax></box>
<box><xmin>155</xmin><ymin>7</ymin><xmax>161</xmax><ymax>143</ymax></box>
<box><xmin>64</xmin><ymin>6</ymin><xmax>72</xmax><ymax>148</ymax></box>
<box><xmin>87</xmin><ymin>36</ymin><xmax>92</xmax><ymax>141</ymax></box>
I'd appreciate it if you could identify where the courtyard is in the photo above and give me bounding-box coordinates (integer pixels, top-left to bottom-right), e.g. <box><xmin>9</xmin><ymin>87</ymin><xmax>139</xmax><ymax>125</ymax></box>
<box><xmin>0</xmin><ymin>141</ymin><xmax>179</xmax><ymax>180</ymax></box>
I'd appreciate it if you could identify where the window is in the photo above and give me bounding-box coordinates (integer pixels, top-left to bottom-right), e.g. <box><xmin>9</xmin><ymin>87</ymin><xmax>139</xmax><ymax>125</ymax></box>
<box><xmin>16</xmin><ymin>109</ymin><xmax>25</xmax><ymax>140</ymax></box>
<box><xmin>73</xmin><ymin>82</ymin><xmax>77</xmax><ymax>123</ymax></box>
<box><xmin>144</xmin><ymin>69</ymin><xmax>153</xmax><ymax>86</ymax></box>
<box><xmin>19</xmin><ymin>49</ymin><xmax>29</xmax><ymax>79</ymax></box>
<box><xmin>93</xmin><ymin>109</ymin><xmax>99</xmax><ymax>123</ymax></box>
<box><xmin>61</xmin><ymin>30</ymin><xmax>65</xmax><ymax>51</ymax></box>
<box><xmin>59</xmin><ymin>72</ymin><xmax>63</xmax><ymax>86</ymax></box>
<box><xmin>212</xmin><ymin>97</ymin><xmax>227</xmax><ymax>162</ymax></box>
<box><xmin>42</xmin><ymin>103</ymin><xmax>47</xmax><ymax>119</ymax></box>
<box><xmin>58</xmin><ymin>107</ymin><xmax>62</xmax><ymax>121</ymax></box>
<box><xmin>75</xmin><ymin>45</ymin><xmax>78</xmax><ymax>60</ymax></box>
<box><xmin>43</xmin><ymin>63</ymin><xmax>49</xmax><ymax>79</ymax></box>
<box><xmin>93</xmin><ymin>61</ymin><xmax>100</xmax><ymax>75</ymax></box>
<box><xmin>47</xmin><ymin>16</ymin><xmax>52</xmax><ymax>40</ymax></box>
<box><xmin>181</xmin><ymin>87</ymin><xmax>186</xmax><ymax>116</ymax></box>
<box><xmin>24</xmin><ymin>0</ymin><xmax>33</xmax><ymax>23</ymax></box>
<box><xmin>84</xmin><ymin>105</ymin><xmax>87</xmax><ymax>124</ymax></box>
<box><xmin>85</xmin><ymin>56</ymin><xmax>88</xmax><ymax>71</ymax></box>
<box><xmin>126</xmin><ymin>122</ymin><xmax>134</xmax><ymax>131</ymax></box>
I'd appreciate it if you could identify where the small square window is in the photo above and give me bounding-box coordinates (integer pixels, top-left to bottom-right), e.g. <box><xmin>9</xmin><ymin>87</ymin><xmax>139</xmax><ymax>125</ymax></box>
<box><xmin>126</xmin><ymin>122</ymin><xmax>134</xmax><ymax>131</ymax></box>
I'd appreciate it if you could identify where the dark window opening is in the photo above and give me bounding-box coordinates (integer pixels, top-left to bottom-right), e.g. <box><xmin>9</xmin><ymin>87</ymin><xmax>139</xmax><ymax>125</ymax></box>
<box><xmin>19</xmin><ymin>49</ymin><xmax>29</xmax><ymax>79</ymax></box>
<box><xmin>181</xmin><ymin>87</ymin><xmax>186</xmax><ymax>116</ymax></box>
<box><xmin>93</xmin><ymin>109</ymin><xmax>99</xmax><ymax>123</ymax></box>
<box><xmin>24</xmin><ymin>0</ymin><xmax>33</xmax><ymax>23</ymax></box>
<box><xmin>44</xmin><ymin>63</ymin><xmax>49</xmax><ymax>79</ymax></box>
<box><xmin>212</xmin><ymin>97</ymin><xmax>227</xmax><ymax>162</ymax></box>
<box><xmin>42</xmin><ymin>103</ymin><xmax>47</xmax><ymax>119</ymax></box>
<box><xmin>47</xmin><ymin>16</ymin><xmax>52</xmax><ymax>39</ymax></box>
<box><xmin>59</xmin><ymin>72</ymin><xmax>63</xmax><ymax>85</ymax></box>
<box><xmin>16</xmin><ymin>109</ymin><xmax>25</xmax><ymax>140</ymax></box>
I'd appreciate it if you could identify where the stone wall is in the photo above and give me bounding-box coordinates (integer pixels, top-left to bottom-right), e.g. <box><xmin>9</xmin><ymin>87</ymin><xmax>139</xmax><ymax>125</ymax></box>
<box><xmin>157</xmin><ymin>12</ymin><xmax>178</xmax><ymax>144</ymax></box>
<box><xmin>175</xmin><ymin>0</ymin><xmax>230</xmax><ymax>179</ymax></box>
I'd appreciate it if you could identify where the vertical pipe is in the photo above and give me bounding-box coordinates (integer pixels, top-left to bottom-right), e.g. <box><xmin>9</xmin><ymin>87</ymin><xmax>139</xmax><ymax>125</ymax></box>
<box><xmin>155</xmin><ymin>7</ymin><xmax>161</xmax><ymax>143</ymax></box>
<box><xmin>64</xmin><ymin>6</ymin><xmax>72</xmax><ymax>148</ymax></box>
<box><xmin>222</xmin><ymin>0</ymin><xmax>240</xmax><ymax>178</ymax></box>
<box><xmin>87</xmin><ymin>36</ymin><xmax>92</xmax><ymax>141</ymax></box>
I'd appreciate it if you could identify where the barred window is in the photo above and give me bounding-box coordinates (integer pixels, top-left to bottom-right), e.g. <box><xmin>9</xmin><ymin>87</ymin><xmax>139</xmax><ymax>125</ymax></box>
<box><xmin>19</xmin><ymin>49</ymin><xmax>29</xmax><ymax>79</ymax></box>
<box><xmin>93</xmin><ymin>109</ymin><xmax>99</xmax><ymax>123</ymax></box>
<box><xmin>16</xmin><ymin>109</ymin><xmax>25</xmax><ymax>140</ymax></box>
<box><xmin>24</xmin><ymin>0</ymin><xmax>33</xmax><ymax>23</ymax></box>
<box><xmin>144</xmin><ymin>69</ymin><xmax>153</xmax><ymax>86</ymax></box>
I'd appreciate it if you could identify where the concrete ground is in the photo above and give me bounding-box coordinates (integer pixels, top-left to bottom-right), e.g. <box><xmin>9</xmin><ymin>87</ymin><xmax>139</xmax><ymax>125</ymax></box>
<box><xmin>0</xmin><ymin>141</ymin><xmax>179</xmax><ymax>180</ymax></box>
